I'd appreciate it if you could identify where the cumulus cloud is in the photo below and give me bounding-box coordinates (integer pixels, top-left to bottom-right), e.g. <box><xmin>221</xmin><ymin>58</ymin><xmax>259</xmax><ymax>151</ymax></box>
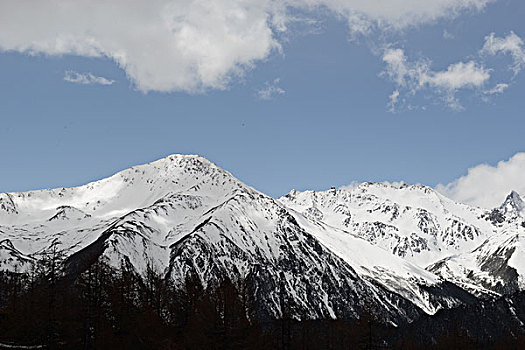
<box><xmin>481</xmin><ymin>31</ymin><xmax>525</xmax><ymax>75</ymax></box>
<box><xmin>381</xmin><ymin>48</ymin><xmax>490</xmax><ymax>110</ymax></box>
<box><xmin>423</xmin><ymin>61</ymin><xmax>490</xmax><ymax>90</ymax></box>
<box><xmin>0</xmin><ymin>0</ymin><xmax>283</xmax><ymax>93</ymax></box>
<box><xmin>436</xmin><ymin>153</ymin><xmax>525</xmax><ymax>208</ymax></box>
<box><xmin>257</xmin><ymin>78</ymin><xmax>286</xmax><ymax>100</ymax></box>
<box><xmin>0</xmin><ymin>0</ymin><xmax>492</xmax><ymax>93</ymax></box>
<box><xmin>64</xmin><ymin>70</ymin><xmax>115</xmax><ymax>86</ymax></box>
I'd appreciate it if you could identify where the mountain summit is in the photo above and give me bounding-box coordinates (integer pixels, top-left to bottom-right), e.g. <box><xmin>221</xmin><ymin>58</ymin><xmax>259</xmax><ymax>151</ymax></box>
<box><xmin>500</xmin><ymin>190</ymin><xmax>525</xmax><ymax>218</ymax></box>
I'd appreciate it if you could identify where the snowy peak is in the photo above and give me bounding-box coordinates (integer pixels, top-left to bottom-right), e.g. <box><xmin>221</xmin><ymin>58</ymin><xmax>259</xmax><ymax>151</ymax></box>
<box><xmin>0</xmin><ymin>154</ymin><xmax>246</xmax><ymax>225</ymax></box>
<box><xmin>500</xmin><ymin>190</ymin><xmax>525</xmax><ymax>218</ymax></box>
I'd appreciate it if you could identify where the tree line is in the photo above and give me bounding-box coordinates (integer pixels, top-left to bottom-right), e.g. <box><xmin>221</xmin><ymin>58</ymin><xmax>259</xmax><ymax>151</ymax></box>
<box><xmin>1</xmin><ymin>249</ymin><xmax>524</xmax><ymax>349</ymax></box>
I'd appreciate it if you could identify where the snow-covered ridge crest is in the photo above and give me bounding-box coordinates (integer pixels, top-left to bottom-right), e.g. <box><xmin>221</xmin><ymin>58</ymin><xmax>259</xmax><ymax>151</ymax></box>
<box><xmin>0</xmin><ymin>154</ymin><xmax>245</xmax><ymax>225</ymax></box>
<box><xmin>279</xmin><ymin>182</ymin><xmax>495</xmax><ymax>267</ymax></box>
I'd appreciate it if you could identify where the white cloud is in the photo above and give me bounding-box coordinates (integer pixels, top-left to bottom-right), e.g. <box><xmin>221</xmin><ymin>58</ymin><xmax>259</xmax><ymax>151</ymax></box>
<box><xmin>64</xmin><ymin>70</ymin><xmax>115</xmax><ymax>86</ymax></box>
<box><xmin>338</xmin><ymin>181</ymin><xmax>360</xmax><ymax>192</ymax></box>
<box><xmin>296</xmin><ymin>0</ymin><xmax>492</xmax><ymax>35</ymax></box>
<box><xmin>381</xmin><ymin>48</ymin><xmax>490</xmax><ymax>110</ymax></box>
<box><xmin>382</xmin><ymin>48</ymin><xmax>417</xmax><ymax>87</ymax></box>
<box><xmin>443</xmin><ymin>29</ymin><xmax>455</xmax><ymax>39</ymax></box>
<box><xmin>423</xmin><ymin>61</ymin><xmax>490</xmax><ymax>91</ymax></box>
<box><xmin>481</xmin><ymin>31</ymin><xmax>525</xmax><ymax>75</ymax></box>
<box><xmin>257</xmin><ymin>78</ymin><xmax>286</xmax><ymax>100</ymax></box>
<box><xmin>381</xmin><ymin>32</ymin><xmax>525</xmax><ymax>110</ymax></box>
<box><xmin>436</xmin><ymin>152</ymin><xmax>525</xmax><ymax>208</ymax></box>
<box><xmin>388</xmin><ymin>90</ymin><xmax>400</xmax><ymax>112</ymax></box>
<box><xmin>484</xmin><ymin>83</ymin><xmax>509</xmax><ymax>95</ymax></box>
<box><xmin>0</xmin><ymin>0</ymin><xmax>492</xmax><ymax>93</ymax></box>
<box><xmin>0</xmin><ymin>1</ymin><xmax>283</xmax><ymax>93</ymax></box>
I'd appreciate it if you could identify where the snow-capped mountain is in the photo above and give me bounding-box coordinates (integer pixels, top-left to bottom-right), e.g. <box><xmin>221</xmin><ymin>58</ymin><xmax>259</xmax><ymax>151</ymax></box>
<box><xmin>500</xmin><ymin>191</ymin><xmax>525</xmax><ymax>219</ymax></box>
<box><xmin>0</xmin><ymin>155</ymin><xmax>522</xmax><ymax>323</ymax></box>
<box><xmin>280</xmin><ymin>184</ymin><xmax>525</xmax><ymax>298</ymax></box>
<box><xmin>279</xmin><ymin>183</ymin><xmax>495</xmax><ymax>267</ymax></box>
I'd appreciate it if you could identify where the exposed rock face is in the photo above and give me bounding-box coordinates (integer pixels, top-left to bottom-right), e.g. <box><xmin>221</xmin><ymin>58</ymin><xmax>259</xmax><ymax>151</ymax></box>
<box><xmin>0</xmin><ymin>239</ymin><xmax>33</xmax><ymax>271</ymax></box>
<box><xmin>0</xmin><ymin>193</ymin><xmax>17</xmax><ymax>215</ymax></box>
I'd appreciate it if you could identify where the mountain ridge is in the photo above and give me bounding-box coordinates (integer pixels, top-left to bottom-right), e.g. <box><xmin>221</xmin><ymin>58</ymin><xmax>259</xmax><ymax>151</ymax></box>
<box><xmin>0</xmin><ymin>154</ymin><xmax>523</xmax><ymax>323</ymax></box>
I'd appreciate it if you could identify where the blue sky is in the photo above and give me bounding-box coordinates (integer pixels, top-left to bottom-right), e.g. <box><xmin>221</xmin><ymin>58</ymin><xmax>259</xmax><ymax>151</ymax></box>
<box><xmin>0</xmin><ymin>0</ymin><xmax>524</xmax><ymax>206</ymax></box>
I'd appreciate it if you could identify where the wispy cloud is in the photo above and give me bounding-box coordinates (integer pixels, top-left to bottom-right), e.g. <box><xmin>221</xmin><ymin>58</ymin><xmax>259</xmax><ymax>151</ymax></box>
<box><xmin>484</xmin><ymin>83</ymin><xmax>509</xmax><ymax>95</ymax></box>
<box><xmin>481</xmin><ymin>32</ymin><xmax>525</xmax><ymax>75</ymax></box>
<box><xmin>382</xmin><ymin>31</ymin><xmax>525</xmax><ymax>111</ymax></box>
<box><xmin>257</xmin><ymin>78</ymin><xmax>285</xmax><ymax>100</ymax></box>
<box><xmin>388</xmin><ymin>90</ymin><xmax>400</xmax><ymax>113</ymax></box>
<box><xmin>443</xmin><ymin>29</ymin><xmax>455</xmax><ymax>40</ymax></box>
<box><xmin>381</xmin><ymin>48</ymin><xmax>490</xmax><ymax>110</ymax></box>
<box><xmin>64</xmin><ymin>70</ymin><xmax>115</xmax><ymax>86</ymax></box>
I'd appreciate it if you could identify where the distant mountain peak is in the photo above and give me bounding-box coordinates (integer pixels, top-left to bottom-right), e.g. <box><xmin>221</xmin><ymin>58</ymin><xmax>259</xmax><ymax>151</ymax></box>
<box><xmin>500</xmin><ymin>190</ymin><xmax>524</xmax><ymax>216</ymax></box>
<box><xmin>505</xmin><ymin>190</ymin><xmax>522</xmax><ymax>202</ymax></box>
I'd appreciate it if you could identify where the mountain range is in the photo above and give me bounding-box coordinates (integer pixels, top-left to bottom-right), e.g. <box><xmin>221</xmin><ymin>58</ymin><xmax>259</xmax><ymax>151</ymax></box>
<box><xmin>1</xmin><ymin>154</ymin><xmax>524</xmax><ymax>327</ymax></box>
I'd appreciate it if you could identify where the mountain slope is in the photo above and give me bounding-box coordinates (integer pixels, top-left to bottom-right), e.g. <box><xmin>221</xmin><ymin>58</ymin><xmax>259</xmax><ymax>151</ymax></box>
<box><xmin>429</xmin><ymin>220</ymin><xmax>525</xmax><ymax>297</ymax></box>
<box><xmin>280</xmin><ymin>185</ymin><xmax>525</xmax><ymax>299</ymax></box>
